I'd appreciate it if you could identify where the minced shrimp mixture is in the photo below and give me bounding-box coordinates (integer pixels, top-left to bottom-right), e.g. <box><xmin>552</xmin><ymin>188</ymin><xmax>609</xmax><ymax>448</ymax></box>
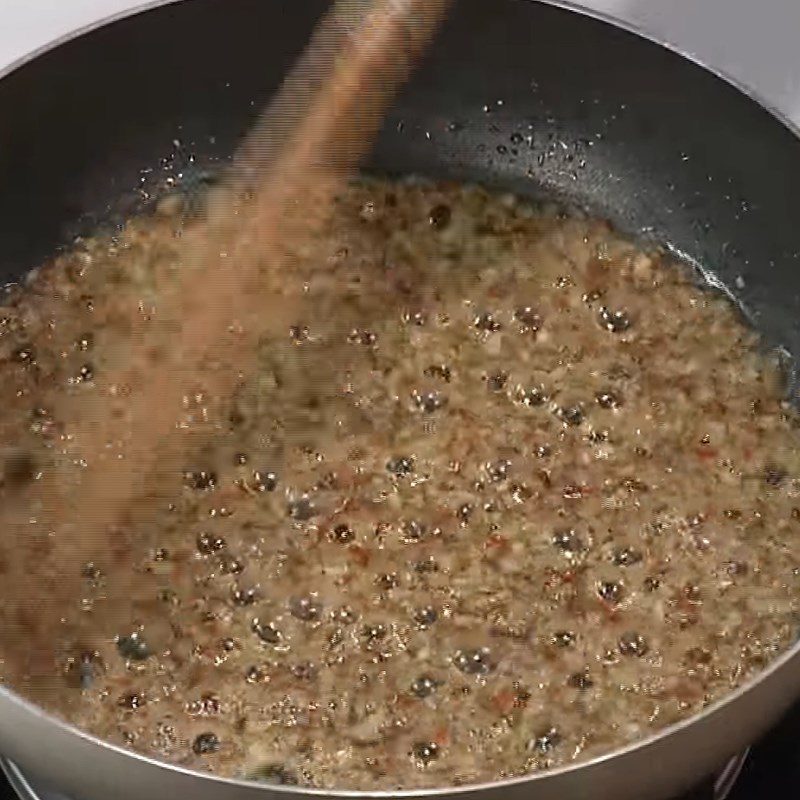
<box><xmin>0</xmin><ymin>177</ymin><xmax>799</xmax><ymax>790</ymax></box>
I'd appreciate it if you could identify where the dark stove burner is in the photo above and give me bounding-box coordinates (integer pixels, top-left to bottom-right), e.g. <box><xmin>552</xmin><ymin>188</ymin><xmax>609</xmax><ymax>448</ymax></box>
<box><xmin>0</xmin><ymin>749</ymin><xmax>752</xmax><ymax>800</ymax></box>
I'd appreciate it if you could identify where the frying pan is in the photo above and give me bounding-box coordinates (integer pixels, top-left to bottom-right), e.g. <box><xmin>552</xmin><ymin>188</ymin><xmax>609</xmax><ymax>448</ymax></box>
<box><xmin>1</xmin><ymin>1</ymin><xmax>799</xmax><ymax>799</ymax></box>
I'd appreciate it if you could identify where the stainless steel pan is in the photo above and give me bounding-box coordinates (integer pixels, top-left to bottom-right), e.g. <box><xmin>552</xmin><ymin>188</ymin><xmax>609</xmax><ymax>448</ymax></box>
<box><xmin>1</xmin><ymin>1</ymin><xmax>800</xmax><ymax>798</ymax></box>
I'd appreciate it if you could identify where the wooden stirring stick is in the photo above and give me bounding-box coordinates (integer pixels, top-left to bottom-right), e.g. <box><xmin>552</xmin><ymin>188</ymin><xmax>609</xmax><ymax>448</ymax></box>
<box><xmin>80</xmin><ymin>0</ymin><xmax>454</xmax><ymax>539</ymax></box>
<box><xmin>6</xmin><ymin>0</ymin><xmax>454</xmax><ymax>679</ymax></box>
<box><xmin>234</xmin><ymin>0</ymin><xmax>454</xmax><ymax>187</ymax></box>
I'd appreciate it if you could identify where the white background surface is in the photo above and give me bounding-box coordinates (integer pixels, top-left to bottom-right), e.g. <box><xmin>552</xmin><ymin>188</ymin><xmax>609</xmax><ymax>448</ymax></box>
<box><xmin>1</xmin><ymin>0</ymin><xmax>800</xmax><ymax>125</ymax></box>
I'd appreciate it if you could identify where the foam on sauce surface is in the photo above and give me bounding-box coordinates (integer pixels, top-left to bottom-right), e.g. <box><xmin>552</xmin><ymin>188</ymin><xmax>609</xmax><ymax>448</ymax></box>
<box><xmin>0</xmin><ymin>178</ymin><xmax>798</xmax><ymax>790</ymax></box>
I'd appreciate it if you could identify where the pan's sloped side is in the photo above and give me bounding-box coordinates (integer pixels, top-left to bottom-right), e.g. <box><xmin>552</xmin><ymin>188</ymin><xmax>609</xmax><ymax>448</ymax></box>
<box><xmin>0</xmin><ymin>1</ymin><xmax>800</xmax><ymax>800</ymax></box>
<box><xmin>2</xmin><ymin>0</ymin><xmax>800</xmax><ymax>366</ymax></box>
<box><xmin>375</xmin><ymin>0</ymin><xmax>800</xmax><ymax>363</ymax></box>
<box><xmin>2</xmin><ymin>0</ymin><xmax>798</xmax><ymax>360</ymax></box>
<box><xmin>0</xmin><ymin>626</ymin><xmax>798</xmax><ymax>800</ymax></box>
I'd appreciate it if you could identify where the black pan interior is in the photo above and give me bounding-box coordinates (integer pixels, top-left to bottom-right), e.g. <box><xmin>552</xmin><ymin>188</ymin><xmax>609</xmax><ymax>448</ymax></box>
<box><xmin>0</xmin><ymin>0</ymin><xmax>799</xmax><ymax>373</ymax></box>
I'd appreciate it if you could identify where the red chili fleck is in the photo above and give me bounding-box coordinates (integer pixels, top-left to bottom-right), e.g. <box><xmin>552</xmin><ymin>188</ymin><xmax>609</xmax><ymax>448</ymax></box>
<box><xmin>490</xmin><ymin>690</ymin><xmax>516</xmax><ymax>715</ymax></box>
<box><xmin>348</xmin><ymin>544</ymin><xmax>371</xmax><ymax>567</ymax></box>
<box><xmin>432</xmin><ymin>726</ymin><xmax>450</xmax><ymax>747</ymax></box>
<box><xmin>484</xmin><ymin>533</ymin><xmax>509</xmax><ymax>551</ymax></box>
<box><xmin>696</xmin><ymin>447</ymin><xmax>717</xmax><ymax>461</ymax></box>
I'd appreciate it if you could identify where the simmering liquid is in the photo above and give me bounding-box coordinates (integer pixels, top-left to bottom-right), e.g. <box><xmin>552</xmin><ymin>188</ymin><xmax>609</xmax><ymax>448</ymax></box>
<box><xmin>0</xmin><ymin>178</ymin><xmax>798</xmax><ymax>790</ymax></box>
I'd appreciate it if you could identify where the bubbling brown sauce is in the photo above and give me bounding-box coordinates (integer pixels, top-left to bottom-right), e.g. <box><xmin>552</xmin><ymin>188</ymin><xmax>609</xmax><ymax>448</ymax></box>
<box><xmin>0</xmin><ymin>177</ymin><xmax>798</xmax><ymax>791</ymax></box>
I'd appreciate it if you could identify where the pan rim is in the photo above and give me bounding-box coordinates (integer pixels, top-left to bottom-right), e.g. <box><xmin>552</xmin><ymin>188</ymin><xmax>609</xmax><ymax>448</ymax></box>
<box><xmin>0</xmin><ymin>0</ymin><xmax>798</xmax><ymax>796</ymax></box>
